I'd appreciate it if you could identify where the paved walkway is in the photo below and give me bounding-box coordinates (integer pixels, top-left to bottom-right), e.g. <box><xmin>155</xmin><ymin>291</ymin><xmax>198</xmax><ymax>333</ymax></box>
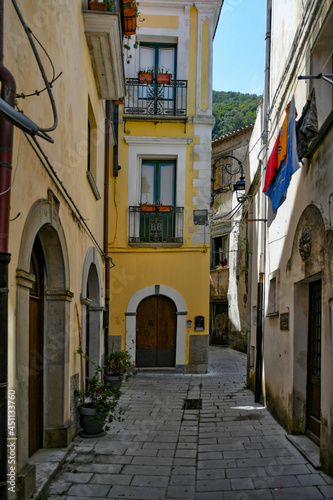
<box><xmin>44</xmin><ymin>347</ymin><xmax>333</xmax><ymax>500</ymax></box>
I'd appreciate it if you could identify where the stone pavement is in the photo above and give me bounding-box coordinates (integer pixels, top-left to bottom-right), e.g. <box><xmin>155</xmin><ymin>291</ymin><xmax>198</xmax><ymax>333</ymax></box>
<box><xmin>44</xmin><ymin>346</ymin><xmax>333</xmax><ymax>500</ymax></box>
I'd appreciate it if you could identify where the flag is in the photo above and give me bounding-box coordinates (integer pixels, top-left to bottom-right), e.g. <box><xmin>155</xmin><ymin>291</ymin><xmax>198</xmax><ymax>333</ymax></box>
<box><xmin>263</xmin><ymin>132</ymin><xmax>280</xmax><ymax>192</ymax></box>
<box><xmin>264</xmin><ymin>96</ymin><xmax>300</xmax><ymax>212</ymax></box>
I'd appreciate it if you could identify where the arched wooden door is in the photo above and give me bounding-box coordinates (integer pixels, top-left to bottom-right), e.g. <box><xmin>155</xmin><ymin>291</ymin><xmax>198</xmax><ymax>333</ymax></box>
<box><xmin>29</xmin><ymin>236</ymin><xmax>44</xmax><ymax>456</ymax></box>
<box><xmin>136</xmin><ymin>295</ymin><xmax>177</xmax><ymax>367</ymax></box>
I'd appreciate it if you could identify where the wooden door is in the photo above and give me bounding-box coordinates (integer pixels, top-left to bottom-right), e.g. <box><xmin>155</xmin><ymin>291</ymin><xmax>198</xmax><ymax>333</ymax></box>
<box><xmin>306</xmin><ymin>280</ymin><xmax>322</xmax><ymax>442</ymax></box>
<box><xmin>136</xmin><ymin>295</ymin><xmax>177</xmax><ymax>367</ymax></box>
<box><xmin>29</xmin><ymin>236</ymin><xmax>44</xmax><ymax>456</ymax></box>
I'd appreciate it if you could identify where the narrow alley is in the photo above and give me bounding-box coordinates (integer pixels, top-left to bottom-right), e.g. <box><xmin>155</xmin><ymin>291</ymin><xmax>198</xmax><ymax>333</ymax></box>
<box><xmin>38</xmin><ymin>347</ymin><xmax>333</xmax><ymax>500</ymax></box>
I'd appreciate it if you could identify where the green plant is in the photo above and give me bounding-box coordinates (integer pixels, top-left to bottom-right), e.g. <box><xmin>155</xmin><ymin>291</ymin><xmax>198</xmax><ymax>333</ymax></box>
<box><xmin>104</xmin><ymin>350</ymin><xmax>137</xmax><ymax>381</ymax></box>
<box><xmin>75</xmin><ymin>348</ymin><xmax>123</xmax><ymax>429</ymax></box>
<box><xmin>158</xmin><ymin>66</ymin><xmax>169</xmax><ymax>74</ymax></box>
<box><xmin>139</xmin><ymin>67</ymin><xmax>154</xmax><ymax>74</ymax></box>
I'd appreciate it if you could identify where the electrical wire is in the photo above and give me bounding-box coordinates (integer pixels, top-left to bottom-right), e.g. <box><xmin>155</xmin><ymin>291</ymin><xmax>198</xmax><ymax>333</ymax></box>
<box><xmin>16</xmin><ymin>32</ymin><xmax>62</xmax><ymax>99</ymax></box>
<box><xmin>11</xmin><ymin>0</ymin><xmax>58</xmax><ymax>137</ymax></box>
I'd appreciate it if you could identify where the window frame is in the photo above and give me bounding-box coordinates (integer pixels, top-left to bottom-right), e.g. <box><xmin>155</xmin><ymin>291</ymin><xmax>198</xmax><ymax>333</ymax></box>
<box><xmin>141</xmin><ymin>158</ymin><xmax>176</xmax><ymax>206</ymax></box>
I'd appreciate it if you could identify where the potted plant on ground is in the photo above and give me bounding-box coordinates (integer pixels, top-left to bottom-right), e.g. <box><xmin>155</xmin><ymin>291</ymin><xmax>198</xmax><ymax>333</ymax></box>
<box><xmin>75</xmin><ymin>348</ymin><xmax>122</xmax><ymax>437</ymax></box>
<box><xmin>156</xmin><ymin>67</ymin><xmax>172</xmax><ymax>84</ymax></box>
<box><xmin>89</xmin><ymin>0</ymin><xmax>114</xmax><ymax>11</ymax></box>
<box><xmin>104</xmin><ymin>350</ymin><xmax>137</xmax><ymax>392</ymax></box>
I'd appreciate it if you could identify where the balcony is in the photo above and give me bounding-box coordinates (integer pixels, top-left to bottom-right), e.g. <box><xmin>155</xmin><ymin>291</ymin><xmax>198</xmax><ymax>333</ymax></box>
<box><xmin>210</xmin><ymin>268</ymin><xmax>229</xmax><ymax>301</ymax></box>
<box><xmin>124</xmin><ymin>79</ymin><xmax>188</xmax><ymax>117</ymax></box>
<box><xmin>128</xmin><ymin>206</ymin><xmax>184</xmax><ymax>246</ymax></box>
<box><xmin>83</xmin><ymin>2</ymin><xmax>125</xmax><ymax>100</ymax></box>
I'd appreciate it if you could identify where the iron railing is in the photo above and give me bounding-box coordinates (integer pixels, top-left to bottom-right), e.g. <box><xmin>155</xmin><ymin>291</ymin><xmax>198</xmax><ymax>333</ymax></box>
<box><xmin>124</xmin><ymin>79</ymin><xmax>188</xmax><ymax>116</ymax></box>
<box><xmin>128</xmin><ymin>206</ymin><xmax>184</xmax><ymax>244</ymax></box>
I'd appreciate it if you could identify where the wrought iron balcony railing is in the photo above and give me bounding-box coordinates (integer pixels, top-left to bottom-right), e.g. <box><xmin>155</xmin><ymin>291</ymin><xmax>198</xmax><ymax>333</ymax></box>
<box><xmin>128</xmin><ymin>206</ymin><xmax>184</xmax><ymax>244</ymax></box>
<box><xmin>124</xmin><ymin>79</ymin><xmax>188</xmax><ymax>117</ymax></box>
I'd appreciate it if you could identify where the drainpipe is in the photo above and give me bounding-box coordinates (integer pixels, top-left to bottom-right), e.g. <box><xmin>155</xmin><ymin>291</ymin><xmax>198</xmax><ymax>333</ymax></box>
<box><xmin>263</xmin><ymin>0</ymin><xmax>272</xmax><ymax>143</ymax></box>
<box><xmin>104</xmin><ymin>101</ymin><xmax>111</xmax><ymax>357</ymax></box>
<box><xmin>0</xmin><ymin>0</ymin><xmax>15</xmax><ymax>497</ymax></box>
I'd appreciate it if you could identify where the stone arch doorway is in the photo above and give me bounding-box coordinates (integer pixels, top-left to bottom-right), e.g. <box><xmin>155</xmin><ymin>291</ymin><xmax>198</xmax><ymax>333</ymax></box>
<box><xmin>81</xmin><ymin>247</ymin><xmax>103</xmax><ymax>381</ymax></box>
<box><xmin>16</xmin><ymin>192</ymin><xmax>72</xmax><ymax>473</ymax></box>
<box><xmin>29</xmin><ymin>234</ymin><xmax>45</xmax><ymax>456</ymax></box>
<box><xmin>288</xmin><ymin>204</ymin><xmax>327</xmax><ymax>444</ymax></box>
<box><xmin>136</xmin><ymin>295</ymin><xmax>177</xmax><ymax>367</ymax></box>
<box><xmin>125</xmin><ymin>284</ymin><xmax>187</xmax><ymax>369</ymax></box>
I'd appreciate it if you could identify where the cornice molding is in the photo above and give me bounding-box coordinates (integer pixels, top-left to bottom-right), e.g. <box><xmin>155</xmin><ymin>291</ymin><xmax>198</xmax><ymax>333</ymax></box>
<box><xmin>124</xmin><ymin>136</ymin><xmax>193</xmax><ymax>146</ymax></box>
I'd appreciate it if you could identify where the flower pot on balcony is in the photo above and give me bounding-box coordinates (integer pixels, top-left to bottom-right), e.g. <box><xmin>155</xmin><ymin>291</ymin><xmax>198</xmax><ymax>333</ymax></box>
<box><xmin>157</xmin><ymin>205</ymin><xmax>172</xmax><ymax>212</ymax></box>
<box><xmin>157</xmin><ymin>73</ymin><xmax>172</xmax><ymax>84</ymax></box>
<box><xmin>89</xmin><ymin>1</ymin><xmax>107</xmax><ymax>10</ymax></box>
<box><xmin>139</xmin><ymin>72</ymin><xmax>153</xmax><ymax>84</ymax></box>
<box><xmin>140</xmin><ymin>204</ymin><xmax>156</xmax><ymax>212</ymax></box>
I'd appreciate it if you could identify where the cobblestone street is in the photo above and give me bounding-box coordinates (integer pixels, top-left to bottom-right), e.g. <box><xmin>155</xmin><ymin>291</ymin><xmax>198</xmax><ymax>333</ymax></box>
<box><xmin>42</xmin><ymin>347</ymin><xmax>333</xmax><ymax>499</ymax></box>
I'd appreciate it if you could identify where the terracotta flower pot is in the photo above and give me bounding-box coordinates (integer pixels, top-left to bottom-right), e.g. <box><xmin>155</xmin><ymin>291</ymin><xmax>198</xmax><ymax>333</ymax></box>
<box><xmin>139</xmin><ymin>72</ymin><xmax>153</xmax><ymax>84</ymax></box>
<box><xmin>124</xmin><ymin>15</ymin><xmax>136</xmax><ymax>35</ymax></box>
<box><xmin>157</xmin><ymin>205</ymin><xmax>172</xmax><ymax>212</ymax></box>
<box><xmin>89</xmin><ymin>1</ymin><xmax>107</xmax><ymax>11</ymax></box>
<box><xmin>140</xmin><ymin>204</ymin><xmax>156</xmax><ymax>212</ymax></box>
<box><xmin>156</xmin><ymin>73</ymin><xmax>172</xmax><ymax>84</ymax></box>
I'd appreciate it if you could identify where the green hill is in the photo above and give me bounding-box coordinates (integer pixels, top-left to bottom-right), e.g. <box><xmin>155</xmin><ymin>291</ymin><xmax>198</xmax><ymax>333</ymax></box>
<box><xmin>212</xmin><ymin>91</ymin><xmax>262</xmax><ymax>140</ymax></box>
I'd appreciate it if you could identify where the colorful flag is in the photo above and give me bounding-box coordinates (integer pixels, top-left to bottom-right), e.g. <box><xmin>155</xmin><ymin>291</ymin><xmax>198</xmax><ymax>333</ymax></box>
<box><xmin>264</xmin><ymin>96</ymin><xmax>300</xmax><ymax>212</ymax></box>
<box><xmin>263</xmin><ymin>132</ymin><xmax>280</xmax><ymax>192</ymax></box>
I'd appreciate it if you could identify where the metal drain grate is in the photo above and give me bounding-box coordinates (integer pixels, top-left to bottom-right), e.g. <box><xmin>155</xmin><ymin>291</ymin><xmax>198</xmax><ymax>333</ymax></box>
<box><xmin>183</xmin><ymin>398</ymin><xmax>202</xmax><ymax>410</ymax></box>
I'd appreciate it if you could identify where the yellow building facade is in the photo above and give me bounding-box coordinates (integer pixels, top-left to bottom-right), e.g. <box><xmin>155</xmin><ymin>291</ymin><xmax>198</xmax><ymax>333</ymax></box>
<box><xmin>108</xmin><ymin>0</ymin><xmax>222</xmax><ymax>373</ymax></box>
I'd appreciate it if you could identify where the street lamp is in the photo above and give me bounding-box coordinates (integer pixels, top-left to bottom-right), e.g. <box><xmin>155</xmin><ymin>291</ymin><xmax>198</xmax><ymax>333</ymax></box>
<box><xmin>211</xmin><ymin>154</ymin><xmax>246</xmax><ymax>204</ymax></box>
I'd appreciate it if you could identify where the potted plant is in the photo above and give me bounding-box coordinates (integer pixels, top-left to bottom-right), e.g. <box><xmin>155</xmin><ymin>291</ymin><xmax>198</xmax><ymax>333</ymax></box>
<box><xmin>157</xmin><ymin>204</ymin><xmax>173</xmax><ymax>212</ymax></box>
<box><xmin>140</xmin><ymin>202</ymin><xmax>156</xmax><ymax>212</ymax></box>
<box><xmin>156</xmin><ymin>67</ymin><xmax>172</xmax><ymax>84</ymax></box>
<box><xmin>138</xmin><ymin>67</ymin><xmax>154</xmax><ymax>83</ymax></box>
<box><xmin>104</xmin><ymin>350</ymin><xmax>137</xmax><ymax>392</ymax></box>
<box><xmin>75</xmin><ymin>348</ymin><xmax>122</xmax><ymax>437</ymax></box>
<box><xmin>89</xmin><ymin>0</ymin><xmax>114</xmax><ymax>11</ymax></box>
<box><xmin>122</xmin><ymin>0</ymin><xmax>138</xmax><ymax>35</ymax></box>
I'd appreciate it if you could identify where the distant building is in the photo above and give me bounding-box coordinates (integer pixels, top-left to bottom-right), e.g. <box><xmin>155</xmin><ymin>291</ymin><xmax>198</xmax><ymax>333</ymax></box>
<box><xmin>210</xmin><ymin>124</ymin><xmax>253</xmax><ymax>352</ymax></box>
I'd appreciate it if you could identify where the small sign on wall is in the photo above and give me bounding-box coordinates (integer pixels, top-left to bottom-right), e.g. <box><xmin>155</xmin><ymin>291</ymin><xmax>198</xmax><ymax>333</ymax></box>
<box><xmin>195</xmin><ymin>316</ymin><xmax>205</xmax><ymax>331</ymax></box>
<box><xmin>280</xmin><ymin>312</ymin><xmax>289</xmax><ymax>331</ymax></box>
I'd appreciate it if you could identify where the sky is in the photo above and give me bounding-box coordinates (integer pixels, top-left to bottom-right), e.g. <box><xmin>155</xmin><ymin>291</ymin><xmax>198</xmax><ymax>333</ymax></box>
<box><xmin>213</xmin><ymin>0</ymin><xmax>266</xmax><ymax>95</ymax></box>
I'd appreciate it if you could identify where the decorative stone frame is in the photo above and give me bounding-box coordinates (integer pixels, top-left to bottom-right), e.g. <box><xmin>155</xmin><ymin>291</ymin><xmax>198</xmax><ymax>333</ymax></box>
<box><xmin>80</xmin><ymin>247</ymin><xmax>104</xmax><ymax>374</ymax></box>
<box><xmin>16</xmin><ymin>191</ymin><xmax>73</xmax><ymax>480</ymax></box>
<box><xmin>125</xmin><ymin>284</ymin><xmax>187</xmax><ymax>368</ymax></box>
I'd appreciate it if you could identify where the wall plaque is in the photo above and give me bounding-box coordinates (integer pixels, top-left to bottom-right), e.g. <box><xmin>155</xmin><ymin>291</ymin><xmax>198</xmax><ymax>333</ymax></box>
<box><xmin>280</xmin><ymin>312</ymin><xmax>289</xmax><ymax>331</ymax></box>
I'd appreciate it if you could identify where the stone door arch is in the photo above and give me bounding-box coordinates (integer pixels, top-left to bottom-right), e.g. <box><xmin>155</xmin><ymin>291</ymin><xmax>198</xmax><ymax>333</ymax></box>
<box><xmin>16</xmin><ymin>191</ymin><xmax>73</xmax><ymax>473</ymax></box>
<box><xmin>125</xmin><ymin>284</ymin><xmax>187</xmax><ymax>368</ymax></box>
<box><xmin>80</xmin><ymin>247</ymin><xmax>103</xmax><ymax>378</ymax></box>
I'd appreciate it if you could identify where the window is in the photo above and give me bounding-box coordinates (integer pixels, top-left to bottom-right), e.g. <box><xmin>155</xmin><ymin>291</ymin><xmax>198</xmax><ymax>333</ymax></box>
<box><xmin>139</xmin><ymin>43</ymin><xmax>176</xmax><ymax>79</ymax></box>
<box><xmin>141</xmin><ymin>160</ymin><xmax>175</xmax><ymax>206</ymax></box>
<box><xmin>267</xmin><ymin>269</ymin><xmax>279</xmax><ymax>316</ymax></box>
<box><xmin>212</xmin><ymin>236</ymin><xmax>229</xmax><ymax>268</ymax></box>
<box><xmin>311</xmin><ymin>8</ymin><xmax>333</xmax><ymax>127</ymax></box>
<box><xmin>86</xmin><ymin>98</ymin><xmax>101</xmax><ymax>200</ymax></box>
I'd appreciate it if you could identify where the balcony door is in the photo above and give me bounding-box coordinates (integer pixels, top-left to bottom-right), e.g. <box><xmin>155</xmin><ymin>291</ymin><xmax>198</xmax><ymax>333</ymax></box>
<box><xmin>141</xmin><ymin>159</ymin><xmax>175</xmax><ymax>206</ymax></box>
<box><xmin>139</xmin><ymin>43</ymin><xmax>176</xmax><ymax>80</ymax></box>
